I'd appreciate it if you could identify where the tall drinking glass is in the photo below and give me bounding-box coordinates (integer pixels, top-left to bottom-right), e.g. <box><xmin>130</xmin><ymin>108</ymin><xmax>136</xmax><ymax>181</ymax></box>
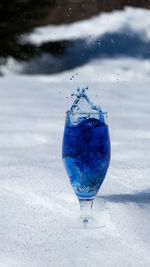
<box><xmin>62</xmin><ymin>110</ymin><xmax>110</xmax><ymax>227</ymax></box>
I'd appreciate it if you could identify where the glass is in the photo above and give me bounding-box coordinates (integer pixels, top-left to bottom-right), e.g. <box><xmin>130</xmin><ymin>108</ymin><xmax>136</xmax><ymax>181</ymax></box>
<box><xmin>62</xmin><ymin>110</ymin><xmax>110</xmax><ymax>228</ymax></box>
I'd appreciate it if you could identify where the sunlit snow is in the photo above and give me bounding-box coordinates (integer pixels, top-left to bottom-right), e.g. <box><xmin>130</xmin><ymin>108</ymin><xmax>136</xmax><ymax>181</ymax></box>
<box><xmin>22</xmin><ymin>7</ymin><xmax>150</xmax><ymax>44</ymax></box>
<box><xmin>0</xmin><ymin>6</ymin><xmax>150</xmax><ymax>267</ymax></box>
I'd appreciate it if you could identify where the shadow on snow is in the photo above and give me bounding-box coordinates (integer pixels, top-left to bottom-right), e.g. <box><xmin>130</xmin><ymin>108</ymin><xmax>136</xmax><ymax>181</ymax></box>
<box><xmin>99</xmin><ymin>190</ymin><xmax>150</xmax><ymax>204</ymax></box>
<box><xmin>22</xmin><ymin>28</ymin><xmax>150</xmax><ymax>74</ymax></box>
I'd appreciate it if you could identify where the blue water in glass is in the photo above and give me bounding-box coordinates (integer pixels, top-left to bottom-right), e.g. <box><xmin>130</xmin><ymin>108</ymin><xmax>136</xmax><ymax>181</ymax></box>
<box><xmin>62</xmin><ymin>112</ymin><xmax>111</xmax><ymax>199</ymax></box>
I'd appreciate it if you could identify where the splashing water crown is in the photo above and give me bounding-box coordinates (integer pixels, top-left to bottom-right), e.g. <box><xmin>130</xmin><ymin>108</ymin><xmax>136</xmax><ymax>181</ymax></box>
<box><xmin>68</xmin><ymin>87</ymin><xmax>104</xmax><ymax>125</ymax></box>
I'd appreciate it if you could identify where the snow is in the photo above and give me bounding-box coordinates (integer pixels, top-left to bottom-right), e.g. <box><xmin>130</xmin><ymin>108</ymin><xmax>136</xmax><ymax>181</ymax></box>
<box><xmin>1</xmin><ymin>7</ymin><xmax>150</xmax><ymax>267</ymax></box>
<box><xmin>22</xmin><ymin>7</ymin><xmax>150</xmax><ymax>44</ymax></box>
<box><xmin>0</xmin><ymin>57</ymin><xmax>150</xmax><ymax>266</ymax></box>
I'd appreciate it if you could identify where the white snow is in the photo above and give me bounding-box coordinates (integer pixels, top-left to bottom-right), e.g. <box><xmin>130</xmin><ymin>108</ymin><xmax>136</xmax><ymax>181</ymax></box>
<box><xmin>0</xmin><ymin>56</ymin><xmax>150</xmax><ymax>267</ymax></box>
<box><xmin>1</xmin><ymin>6</ymin><xmax>150</xmax><ymax>267</ymax></box>
<box><xmin>22</xmin><ymin>7</ymin><xmax>150</xmax><ymax>44</ymax></box>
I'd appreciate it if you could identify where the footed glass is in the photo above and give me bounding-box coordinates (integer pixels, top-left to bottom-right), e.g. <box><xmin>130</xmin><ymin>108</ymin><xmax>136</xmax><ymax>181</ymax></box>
<box><xmin>62</xmin><ymin>110</ymin><xmax>110</xmax><ymax>228</ymax></box>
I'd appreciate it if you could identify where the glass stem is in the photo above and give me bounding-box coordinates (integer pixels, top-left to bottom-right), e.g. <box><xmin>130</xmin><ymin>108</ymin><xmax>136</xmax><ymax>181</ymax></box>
<box><xmin>79</xmin><ymin>199</ymin><xmax>93</xmax><ymax>226</ymax></box>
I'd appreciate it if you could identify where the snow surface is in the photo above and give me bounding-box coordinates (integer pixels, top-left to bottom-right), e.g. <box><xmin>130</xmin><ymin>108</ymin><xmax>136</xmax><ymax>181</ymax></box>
<box><xmin>0</xmin><ymin>57</ymin><xmax>150</xmax><ymax>267</ymax></box>
<box><xmin>22</xmin><ymin>7</ymin><xmax>150</xmax><ymax>44</ymax></box>
<box><xmin>1</xmin><ymin>7</ymin><xmax>150</xmax><ymax>267</ymax></box>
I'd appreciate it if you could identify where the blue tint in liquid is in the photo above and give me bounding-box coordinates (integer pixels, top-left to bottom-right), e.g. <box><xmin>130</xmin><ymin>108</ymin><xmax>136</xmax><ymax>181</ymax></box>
<box><xmin>62</xmin><ymin>113</ymin><xmax>110</xmax><ymax>199</ymax></box>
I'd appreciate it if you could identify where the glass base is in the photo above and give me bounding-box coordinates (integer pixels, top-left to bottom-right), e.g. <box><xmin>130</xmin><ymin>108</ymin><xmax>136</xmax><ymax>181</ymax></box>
<box><xmin>71</xmin><ymin>217</ymin><xmax>106</xmax><ymax>229</ymax></box>
<box><xmin>67</xmin><ymin>198</ymin><xmax>105</xmax><ymax>229</ymax></box>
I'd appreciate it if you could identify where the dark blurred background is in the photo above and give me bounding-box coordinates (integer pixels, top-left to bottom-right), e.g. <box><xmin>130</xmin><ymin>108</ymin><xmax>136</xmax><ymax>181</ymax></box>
<box><xmin>0</xmin><ymin>0</ymin><xmax>149</xmax><ymax>74</ymax></box>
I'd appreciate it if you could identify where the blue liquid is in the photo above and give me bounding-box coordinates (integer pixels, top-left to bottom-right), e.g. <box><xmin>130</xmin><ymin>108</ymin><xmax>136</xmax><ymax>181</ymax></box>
<box><xmin>62</xmin><ymin>116</ymin><xmax>110</xmax><ymax>199</ymax></box>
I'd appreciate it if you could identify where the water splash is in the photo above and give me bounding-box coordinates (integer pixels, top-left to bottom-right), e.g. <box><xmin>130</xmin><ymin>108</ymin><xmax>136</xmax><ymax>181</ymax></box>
<box><xmin>70</xmin><ymin>87</ymin><xmax>100</xmax><ymax>112</ymax></box>
<box><xmin>69</xmin><ymin>87</ymin><xmax>104</xmax><ymax>125</ymax></box>
<box><xmin>70</xmin><ymin>73</ymin><xmax>78</xmax><ymax>80</ymax></box>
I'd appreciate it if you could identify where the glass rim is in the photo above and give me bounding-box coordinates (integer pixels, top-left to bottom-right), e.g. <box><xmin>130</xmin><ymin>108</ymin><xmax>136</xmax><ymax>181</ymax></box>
<box><xmin>66</xmin><ymin>111</ymin><xmax>107</xmax><ymax>115</ymax></box>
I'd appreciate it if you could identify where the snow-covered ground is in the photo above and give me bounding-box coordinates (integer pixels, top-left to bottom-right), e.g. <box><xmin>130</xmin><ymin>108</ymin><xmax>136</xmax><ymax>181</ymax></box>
<box><xmin>22</xmin><ymin>7</ymin><xmax>150</xmax><ymax>43</ymax></box>
<box><xmin>0</xmin><ymin>57</ymin><xmax>150</xmax><ymax>267</ymax></box>
<box><xmin>0</xmin><ymin>7</ymin><xmax>150</xmax><ymax>267</ymax></box>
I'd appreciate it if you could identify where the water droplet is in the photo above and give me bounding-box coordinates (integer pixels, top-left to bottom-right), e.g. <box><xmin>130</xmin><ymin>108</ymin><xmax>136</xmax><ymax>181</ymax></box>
<box><xmin>68</xmin><ymin>7</ymin><xmax>72</xmax><ymax>14</ymax></box>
